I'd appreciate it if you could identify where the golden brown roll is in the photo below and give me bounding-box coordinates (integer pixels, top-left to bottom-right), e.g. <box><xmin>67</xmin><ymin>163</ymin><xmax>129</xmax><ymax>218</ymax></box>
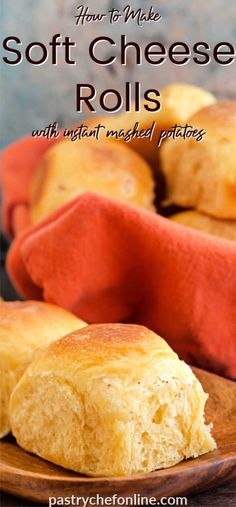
<box><xmin>86</xmin><ymin>83</ymin><xmax>216</xmax><ymax>168</ymax></box>
<box><xmin>0</xmin><ymin>300</ymin><xmax>86</xmax><ymax>438</ymax></box>
<box><xmin>29</xmin><ymin>138</ymin><xmax>155</xmax><ymax>224</ymax></box>
<box><xmin>170</xmin><ymin>210</ymin><xmax>236</xmax><ymax>241</ymax></box>
<box><xmin>10</xmin><ymin>324</ymin><xmax>216</xmax><ymax>477</ymax></box>
<box><xmin>161</xmin><ymin>101</ymin><xmax>236</xmax><ymax>219</ymax></box>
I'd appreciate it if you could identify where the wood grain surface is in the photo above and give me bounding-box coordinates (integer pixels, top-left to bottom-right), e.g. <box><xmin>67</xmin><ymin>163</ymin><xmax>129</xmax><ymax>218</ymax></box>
<box><xmin>0</xmin><ymin>367</ymin><xmax>236</xmax><ymax>505</ymax></box>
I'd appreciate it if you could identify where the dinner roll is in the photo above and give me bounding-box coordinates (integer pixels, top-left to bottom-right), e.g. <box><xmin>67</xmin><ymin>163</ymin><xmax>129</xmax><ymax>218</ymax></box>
<box><xmin>86</xmin><ymin>83</ymin><xmax>215</xmax><ymax>168</ymax></box>
<box><xmin>0</xmin><ymin>300</ymin><xmax>86</xmax><ymax>438</ymax></box>
<box><xmin>29</xmin><ymin>138</ymin><xmax>155</xmax><ymax>224</ymax></box>
<box><xmin>10</xmin><ymin>324</ymin><xmax>216</xmax><ymax>477</ymax></box>
<box><xmin>161</xmin><ymin>101</ymin><xmax>236</xmax><ymax>219</ymax></box>
<box><xmin>170</xmin><ymin>211</ymin><xmax>236</xmax><ymax>241</ymax></box>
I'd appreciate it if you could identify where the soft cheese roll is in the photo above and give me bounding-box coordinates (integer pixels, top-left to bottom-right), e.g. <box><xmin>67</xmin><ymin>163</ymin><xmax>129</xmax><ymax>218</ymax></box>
<box><xmin>0</xmin><ymin>300</ymin><xmax>86</xmax><ymax>438</ymax></box>
<box><xmin>170</xmin><ymin>210</ymin><xmax>236</xmax><ymax>241</ymax></box>
<box><xmin>86</xmin><ymin>83</ymin><xmax>216</xmax><ymax>168</ymax></box>
<box><xmin>10</xmin><ymin>324</ymin><xmax>216</xmax><ymax>477</ymax></box>
<box><xmin>161</xmin><ymin>101</ymin><xmax>236</xmax><ymax>219</ymax></box>
<box><xmin>29</xmin><ymin>138</ymin><xmax>155</xmax><ymax>224</ymax></box>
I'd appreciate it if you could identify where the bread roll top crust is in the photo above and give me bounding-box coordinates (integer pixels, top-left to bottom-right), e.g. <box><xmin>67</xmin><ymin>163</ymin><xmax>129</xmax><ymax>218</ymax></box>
<box><xmin>0</xmin><ymin>300</ymin><xmax>86</xmax><ymax>365</ymax></box>
<box><xmin>27</xmin><ymin>324</ymin><xmax>178</xmax><ymax>385</ymax></box>
<box><xmin>30</xmin><ymin>138</ymin><xmax>155</xmax><ymax>224</ymax></box>
<box><xmin>47</xmin><ymin>324</ymin><xmax>174</xmax><ymax>360</ymax></box>
<box><xmin>191</xmin><ymin>100</ymin><xmax>236</xmax><ymax>130</ymax></box>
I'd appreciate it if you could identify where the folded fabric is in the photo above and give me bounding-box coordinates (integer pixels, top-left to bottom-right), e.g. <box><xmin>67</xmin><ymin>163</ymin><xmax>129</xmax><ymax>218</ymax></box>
<box><xmin>1</xmin><ymin>138</ymin><xmax>236</xmax><ymax>378</ymax></box>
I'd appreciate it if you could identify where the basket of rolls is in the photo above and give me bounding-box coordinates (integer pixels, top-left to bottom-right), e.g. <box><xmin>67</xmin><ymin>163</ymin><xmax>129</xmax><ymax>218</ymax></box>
<box><xmin>1</xmin><ymin>83</ymin><xmax>236</xmax><ymax>383</ymax></box>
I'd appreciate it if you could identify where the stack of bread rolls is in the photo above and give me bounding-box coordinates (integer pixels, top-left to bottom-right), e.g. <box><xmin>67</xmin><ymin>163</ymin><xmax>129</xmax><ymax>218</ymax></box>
<box><xmin>160</xmin><ymin>101</ymin><xmax>236</xmax><ymax>240</ymax></box>
<box><xmin>86</xmin><ymin>83</ymin><xmax>216</xmax><ymax>168</ymax></box>
<box><xmin>28</xmin><ymin>83</ymin><xmax>236</xmax><ymax>241</ymax></box>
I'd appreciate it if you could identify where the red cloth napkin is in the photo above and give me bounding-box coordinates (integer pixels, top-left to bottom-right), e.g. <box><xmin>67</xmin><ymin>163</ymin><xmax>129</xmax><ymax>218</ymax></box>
<box><xmin>1</xmin><ymin>137</ymin><xmax>236</xmax><ymax>378</ymax></box>
<box><xmin>1</xmin><ymin>136</ymin><xmax>60</xmax><ymax>238</ymax></box>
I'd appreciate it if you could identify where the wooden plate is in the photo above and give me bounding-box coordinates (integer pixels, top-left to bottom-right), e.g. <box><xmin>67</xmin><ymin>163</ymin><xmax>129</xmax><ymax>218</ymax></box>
<box><xmin>1</xmin><ymin>367</ymin><xmax>236</xmax><ymax>504</ymax></box>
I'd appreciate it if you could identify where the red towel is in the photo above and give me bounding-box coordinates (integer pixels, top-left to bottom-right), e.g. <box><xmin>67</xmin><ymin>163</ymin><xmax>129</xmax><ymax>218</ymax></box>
<box><xmin>1</xmin><ymin>137</ymin><xmax>236</xmax><ymax>378</ymax></box>
<box><xmin>1</xmin><ymin>136</ymin><xmax>60</xmax><ymax>238</ymax></box>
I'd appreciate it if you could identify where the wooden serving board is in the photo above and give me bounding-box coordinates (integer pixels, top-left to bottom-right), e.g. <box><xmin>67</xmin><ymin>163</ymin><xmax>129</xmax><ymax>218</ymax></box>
<box><xmin>1</xmin><ymin>368</ymin><xmax>236</xmax><ymax>505</ymax></box>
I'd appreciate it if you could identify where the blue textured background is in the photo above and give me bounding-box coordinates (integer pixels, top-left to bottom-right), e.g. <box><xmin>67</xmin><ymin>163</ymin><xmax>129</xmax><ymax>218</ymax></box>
<box><xmin>1</xmin><ymin>0</ymin><xmax>236</xmax><ymax>148</ymax></box>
